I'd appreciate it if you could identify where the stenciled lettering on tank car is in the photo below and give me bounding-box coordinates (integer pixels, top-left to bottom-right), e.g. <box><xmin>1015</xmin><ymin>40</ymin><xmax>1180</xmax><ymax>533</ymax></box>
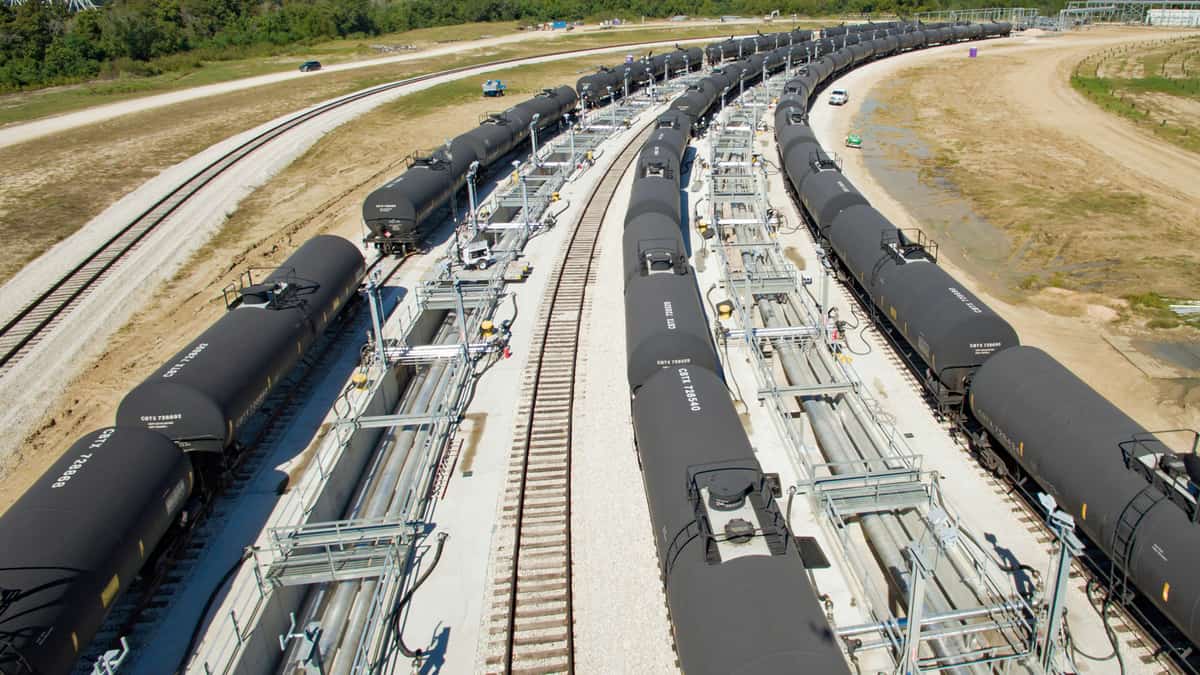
<box><xmin>969</xmin><ymin>341</ymin><xmax>1003</xmax><ymax>356</ymax></box>
<box><xmin>50</xmin><ymin>425</ymin><xmax>119</xmax><ymax>487</ymax></box>
<box><xmin>677</xmin><ymin>367</ymin><xmax>702</xmax><ymax>412</ymax></box>
<box><xmin>163</xmin><ymin>342</ymin><xmax>210</xmax><ymax>378</ymax></box>
<box><xmin>947</xmin><ymin>287</ymin><xmax>982</xmax><ymax>314</ymax></box>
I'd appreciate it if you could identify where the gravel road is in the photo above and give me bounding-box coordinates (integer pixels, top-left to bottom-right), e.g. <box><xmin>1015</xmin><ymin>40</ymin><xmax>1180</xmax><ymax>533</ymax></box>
<box><xmin>0</xmin><ymin>20</ymin><xmax>758</xmax><ymax>150</ymax></box>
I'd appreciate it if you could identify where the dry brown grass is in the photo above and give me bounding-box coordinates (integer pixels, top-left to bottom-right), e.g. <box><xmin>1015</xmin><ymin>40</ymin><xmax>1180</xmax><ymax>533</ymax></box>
<box><xmin>869</xmin><ymin>55</ymin><xmax>1200</xmax><ymax>307</ymax></box>
<box><xmin>0</xmin><ymin>28</ymin><xmax>733</xmax><ymax>286</ymax></box>
<box><xmin>0</xmin><ymin>52</ymin><xmax>617</xmax><ymax>514</ymax></box>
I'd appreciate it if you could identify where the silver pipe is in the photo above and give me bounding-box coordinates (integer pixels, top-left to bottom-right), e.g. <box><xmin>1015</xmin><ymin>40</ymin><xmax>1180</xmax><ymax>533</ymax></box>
<box><xmin>838</xmin><ymin>601</ymin><xmax>1027</xmax><ymax>637</ymax></box>
<box><xmin>308</xmin><ymin>317</ymin><xmax>458</xmax><ymax>664</ymax></box>
<box><xmin>332</xmin><ymin>370</ymin><xmax>454</xmax><ymax>675</ymax></box>
<box><xmin>325</xmin><ymin>337</ymin><xmax>459</xmax><ymax>669</ymax></box>
<box><xmin>754</xmin><ymin>297</ymin><xmax>972</xmax><ymax>670</ymax></box>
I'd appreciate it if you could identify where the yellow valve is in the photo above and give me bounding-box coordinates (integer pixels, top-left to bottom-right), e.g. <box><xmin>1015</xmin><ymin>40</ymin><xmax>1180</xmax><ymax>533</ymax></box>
<box><xmin>351</xmin><ymin>371</ymin><xmax>369</xmax><ymax>389</ymax></box>
<box><xmin>716</xmin><ymin>301</ymin><xmax>734</xmax><ymax>320</ymax></box>
<box><xmin>551</xmin><ymin>192</ymin><xmax>561</xmax><ymax>202</ymax></box>
<box><xmin>481</xmin><ymin>320</ymin><xmax>495</xmax><ymax>338</ymax></box>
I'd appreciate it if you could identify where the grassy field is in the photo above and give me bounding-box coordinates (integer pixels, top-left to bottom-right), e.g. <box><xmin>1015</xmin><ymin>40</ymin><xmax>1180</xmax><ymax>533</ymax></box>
<box><xmin>0</xmin><ymin>22</ymin><xmax>524</xmax><ymax>126</ymax></box>
<box><xmin>1071</xmin><ymin>36</ymin><xmax>1200</xmax><ymax>154</ymax></box>
<box><xmin>0</xmin><ymin>20</ymin><xmax>799</xmax><ymax>127</ymax></box>
<box><xmin>866</xmin><ymin>53</ymin><xmax>1200</xmax><ymax>332</ymax></box>
<box><xmin>0</xmin><ymin>22</ymin><xmax>792</xmax><ymax>284</ymax></box>
<box><xmin>0</xmin><ymin>51</ymin><xmax>643</xmax><ymax>504</ymax></box>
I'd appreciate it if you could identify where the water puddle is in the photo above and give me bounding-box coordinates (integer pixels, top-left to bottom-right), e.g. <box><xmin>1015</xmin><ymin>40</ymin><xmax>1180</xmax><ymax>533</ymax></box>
<box><xmin>1135</xmin><ymin>339</ymin><xmax>1200</xmax><ymax>374</ymax></box>
<box><xmin>854</xmin><ymin>97</ymin><xmax>1018</xmax><ymax>298</ymax></box>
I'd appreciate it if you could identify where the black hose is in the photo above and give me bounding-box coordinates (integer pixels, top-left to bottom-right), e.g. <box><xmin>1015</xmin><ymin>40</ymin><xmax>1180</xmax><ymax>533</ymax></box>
<box><xmin>173</xmin><ymin>550</ymin><xmax>251</xmax><ymax>675</ymax></box>
<box><xmin>377</xmin><ymin>531</ymin><xmax>450</xmax><ymax>668</ymax></box>
<box><xmin>838</xmin><ymin>306</ymin><xmax>873</xmax><ymax>356</ymax></box>
<box><xmin>1079</xmin><ymin>577</ymin><xmax>1126</xmax><ymax>673</ymax></box>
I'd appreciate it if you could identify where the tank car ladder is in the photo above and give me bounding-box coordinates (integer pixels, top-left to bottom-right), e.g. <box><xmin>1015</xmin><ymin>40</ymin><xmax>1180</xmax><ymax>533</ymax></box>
<box><xmin>1109</xmin><ymin>485</ymin><xmax>1166</xmax><ymax>603</ymax></box>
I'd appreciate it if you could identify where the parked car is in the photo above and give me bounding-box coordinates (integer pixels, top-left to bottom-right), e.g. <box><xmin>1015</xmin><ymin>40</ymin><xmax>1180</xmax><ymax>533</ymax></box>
<box><xmin>829</xmin><ymin>88</ymin><xmax>849</xmax><ymax>106</ymax></box>
<box><xmin>300</xmin><ymin>60</ymin><xmax>322</xmax><ymax>72</ymax></box>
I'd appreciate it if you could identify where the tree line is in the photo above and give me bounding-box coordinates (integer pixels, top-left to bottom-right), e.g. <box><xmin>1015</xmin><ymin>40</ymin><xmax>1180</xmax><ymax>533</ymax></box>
<box><xmin>0</xmin><ymin>0</ymin><xmax>1051</xmax><ymax>92</ymax></box>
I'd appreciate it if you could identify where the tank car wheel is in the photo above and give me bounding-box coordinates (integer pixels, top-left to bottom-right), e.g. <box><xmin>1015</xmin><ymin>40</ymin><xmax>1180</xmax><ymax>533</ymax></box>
<box><xmin>979</xmin><ymin>447</ymin><xmax>1007</xmax><ymax>479</ymax></box>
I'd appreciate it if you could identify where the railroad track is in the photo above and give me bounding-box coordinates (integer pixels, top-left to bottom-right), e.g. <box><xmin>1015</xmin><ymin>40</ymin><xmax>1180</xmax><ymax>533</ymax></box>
<box><xmin>774</xmin><ymin>141</ymin><xmax>1179</xmax><ymax>674</ymax></box>
<box><xmin>482</xmin><ymin>124</ymin><xmax>651</xmax><ymax>674</ymax></box>
<box><xmin>74</xmin><ymin>254</ymin><xmax>404</xmax><ymax>673</ymax></box>
<box><xmin>0</xmin><ymin>37</ymin><xmax>708</xmax><ymax>379</ymax></box>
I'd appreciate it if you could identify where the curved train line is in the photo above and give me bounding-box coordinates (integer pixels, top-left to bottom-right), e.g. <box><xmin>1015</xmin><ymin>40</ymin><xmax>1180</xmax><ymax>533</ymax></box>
<box><xmin>0</xmin><ymin>34</ymin><xmax>733</xmax><ymax>377</ymax></box>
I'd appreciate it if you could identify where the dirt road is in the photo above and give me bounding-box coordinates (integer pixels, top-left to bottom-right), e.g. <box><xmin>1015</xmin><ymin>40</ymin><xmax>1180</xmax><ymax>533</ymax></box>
<box><xmin>808</xmin><ymin>27</ymin><xmax>1200</xmax><ymax>435</ymax></box>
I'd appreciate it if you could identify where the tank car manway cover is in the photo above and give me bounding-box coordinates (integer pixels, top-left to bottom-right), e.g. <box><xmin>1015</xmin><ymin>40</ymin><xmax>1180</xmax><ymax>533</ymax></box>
<box><xmin>693</xmin><ymin>468</ymin><xmax>774</xmax><ymax>561</ymax></box>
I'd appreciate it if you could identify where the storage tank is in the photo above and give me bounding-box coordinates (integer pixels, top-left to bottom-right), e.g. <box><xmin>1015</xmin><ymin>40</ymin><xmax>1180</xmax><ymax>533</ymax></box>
<box><xmin>775</xmin><ymin>92</ymin><xmax>809</xmax><ymax>123</ymax></box>
<box><xmin>0</xmin><ymin>427</ymin><xmax>191</xmax><ymax>675</ymax></box>
<box><xmin>827</xmin><ymin>204</ymin><xmax>899</xmax><ymax>292</ymax></box>
<box><xmin>799</xmin><ymin>164</ymin><xmax>868</xmax><ymax>231</ymax></box>
<box><xmin>624</xmin><ymin>272</ymin><xmax>718</xmax><ymax>390</ymax></box>
<box><xmin>779</xmin><ymin>137</ymin><xmax>823</xmax><ymax>197</ymax></box>
<box><xmin>643</xmin><ymin>125</ymin><xmax>689</xmax><ymax>163</ymax></box>
<box><xmin>576</xmin><ymin>68</ymin><xmax>618</xmax><ymax>104</ymax></box>
<box><xmin>458</xmin><ymin>119</ymin><xmax>518</xmax><ymax>167</ymax></box>
<box><xmin>830</xmin><ymin>47</ymin><xmax>853</xmax><ymax>72</ymax></box>
<box><xmin>117</xmin><ymin>236</ymin><xmax>366</xmax><ymax>452</ymax></box>
<box><xmin>971</xmin><ymin>346</ymin><xmax>1200</xmax><ymax>648</ymax></box>
<box><xmin>361</xmin><ymin>160</ymin><xmax>455</xmax><ymax>247</ymax></box>
<box><xmin>655</xmin><ymin>110</ymin><xmax>694</xmax><ymax>138</ymax></box>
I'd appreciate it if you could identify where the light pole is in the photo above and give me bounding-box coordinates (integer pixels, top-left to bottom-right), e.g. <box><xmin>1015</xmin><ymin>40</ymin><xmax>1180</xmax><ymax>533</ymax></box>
<box><xmin>513</xmin><ymin>160</ymin><xmax>529</xmax><ymax>238</ymax></box>
<box><xmin>529</xmin><ymin>113</ymin><xmax>541</xmax><ymax>166</ymax></box>
<box><xmin>466</xmin><ymin>160</ymin><xmax>480</xmax><ymax>237</ymax></box>
<box><xmin>565</xmin><ymin>113</ymin><xmax>576</xmax><ymax>168</ymax></box>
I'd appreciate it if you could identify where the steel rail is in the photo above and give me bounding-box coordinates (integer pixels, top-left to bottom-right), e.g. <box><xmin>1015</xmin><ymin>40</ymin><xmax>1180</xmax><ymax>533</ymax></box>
<box><xmin>0</xmin><ymin>35</ymin><xmax>708</xmax><ymax>376</ymax></box>
<box><xmin>482</xmin><ymin>123</ymin><xmax>651</xmax><ymax>674</ymax></box>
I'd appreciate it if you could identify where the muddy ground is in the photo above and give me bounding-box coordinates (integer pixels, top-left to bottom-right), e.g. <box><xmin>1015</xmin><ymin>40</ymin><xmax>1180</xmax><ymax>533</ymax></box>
<box><xmin>839</xmin><ymin>28</ymin><xmax>1200</xmax><ymax>433</ymax></box>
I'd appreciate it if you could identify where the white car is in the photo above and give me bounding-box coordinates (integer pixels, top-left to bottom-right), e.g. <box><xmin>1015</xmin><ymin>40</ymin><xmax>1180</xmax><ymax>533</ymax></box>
<box><xmin>829</xmin><ymin>89</ymin><xmax>849</xmax><ymax>106</ymax></box>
